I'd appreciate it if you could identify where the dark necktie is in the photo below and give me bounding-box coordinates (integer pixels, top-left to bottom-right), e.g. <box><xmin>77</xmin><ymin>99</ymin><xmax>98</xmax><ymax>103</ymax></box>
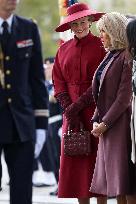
<box><xmin>1</xmin><ymin>21</ymin><xmax>10</xmax><ymax>53</ymax></box>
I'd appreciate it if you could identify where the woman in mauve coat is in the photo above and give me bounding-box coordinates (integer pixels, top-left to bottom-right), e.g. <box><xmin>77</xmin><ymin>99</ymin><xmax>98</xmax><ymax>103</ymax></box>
<box><xmin>90</xmin><ymin>12</ymin><xmax>136</xmax><ymax>204</ymax></box>
<box><xmin>53</xmin><ymin>2</ymin><xmax>106</xmax><ymax>204</ymax></box>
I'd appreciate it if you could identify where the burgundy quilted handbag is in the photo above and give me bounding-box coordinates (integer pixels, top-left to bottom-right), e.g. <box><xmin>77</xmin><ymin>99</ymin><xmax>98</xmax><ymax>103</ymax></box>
<box><xmin>63</xmin><ymin>125</ymin><xmax>91</xmax><ymax>156</ymax></box>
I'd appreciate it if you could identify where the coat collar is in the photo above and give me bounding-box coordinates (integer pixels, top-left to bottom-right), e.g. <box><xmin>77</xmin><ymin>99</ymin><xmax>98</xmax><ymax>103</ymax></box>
<box><xmin>73</xmin><ymin>32</ymin><xmax>94</xmax><ymax>46</ymax></box>
<box><xmin>11</xmin><ymin>15</ymin><xmax>20</xmax><ymax>35</ymax></box>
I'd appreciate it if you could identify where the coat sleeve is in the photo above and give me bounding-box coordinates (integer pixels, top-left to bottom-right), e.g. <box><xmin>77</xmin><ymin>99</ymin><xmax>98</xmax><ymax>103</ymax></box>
<box><xmin>52</xmin><ymin>49</ymin><xmax>72</xmax><ymax>110</ymax></box>
<box><xmin>29</xmin><ymin>22</ymin><xmax>49</xmax><ymax>129</ymax></box>
<box><xmin>91</xmin><ymin>107</ymin><xmax>99</xmax><ymax>123</ymax></box>
<box><xmin>52</xmin><ymin>49</ymin><xmax>68</xmax><ymax>96</ymax></box>
<box><xmin>102</xmin><ymin>57</ymin><xmax>132</xmax><ymax>127</ymax></box>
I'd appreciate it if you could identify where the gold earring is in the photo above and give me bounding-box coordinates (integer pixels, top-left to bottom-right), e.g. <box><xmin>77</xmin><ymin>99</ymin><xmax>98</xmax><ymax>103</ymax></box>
<box><xmin>89</xmin><ymin>23</ymin><xmax>92</xmax><ymax>28</ymax></box>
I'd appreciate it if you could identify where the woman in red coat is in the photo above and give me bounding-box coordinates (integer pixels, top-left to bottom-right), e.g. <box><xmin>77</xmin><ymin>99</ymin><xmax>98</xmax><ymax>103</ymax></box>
<box><xmin>53</xmin><ymin>3</ymin><xmax>106</xmax><ymax>204</ymax></box>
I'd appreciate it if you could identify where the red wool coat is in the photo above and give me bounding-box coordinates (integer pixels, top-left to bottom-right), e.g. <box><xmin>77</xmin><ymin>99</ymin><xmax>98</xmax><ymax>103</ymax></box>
<box><xmin>53</xmin><ymin>33</ymin><xmax>105</xmax><ymax>198</ymax></box>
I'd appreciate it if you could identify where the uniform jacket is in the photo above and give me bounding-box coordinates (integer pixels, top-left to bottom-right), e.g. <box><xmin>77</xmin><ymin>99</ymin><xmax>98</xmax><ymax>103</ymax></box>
<box><xmin>0</xmin><ymin>15</ymin><xmax>49</xmax><ymax>143</ymax></box>
<box><xmin>53</xmin><ymin>33</ymin><xmax>106</xmax><ymax>197</ymax></box>
<box><xmin>90</xmin><ymin>50</ymin><xmax>133</xmax><ymax>196</ymax></box>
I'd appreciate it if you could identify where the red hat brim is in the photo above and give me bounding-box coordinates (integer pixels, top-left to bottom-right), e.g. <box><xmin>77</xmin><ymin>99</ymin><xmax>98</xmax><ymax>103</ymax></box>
<box><xmin>55</xmin><ymin>10</ymin><xmax>105</xmax><ymax>32</ymax></box>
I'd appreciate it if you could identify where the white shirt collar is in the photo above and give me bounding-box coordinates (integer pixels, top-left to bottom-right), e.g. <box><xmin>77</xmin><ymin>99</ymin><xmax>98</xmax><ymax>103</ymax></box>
<box><xmin>0</xmin><ymin>14</ymin><xmax>14</xmax><ymax>34</ymax></box>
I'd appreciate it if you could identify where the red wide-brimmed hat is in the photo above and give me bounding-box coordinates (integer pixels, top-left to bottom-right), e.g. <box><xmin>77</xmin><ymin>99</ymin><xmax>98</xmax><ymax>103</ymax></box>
<box><xmin>55</xmin><ymin>3</ymin><xmax>104</xmax><ymax>32</ymax></box>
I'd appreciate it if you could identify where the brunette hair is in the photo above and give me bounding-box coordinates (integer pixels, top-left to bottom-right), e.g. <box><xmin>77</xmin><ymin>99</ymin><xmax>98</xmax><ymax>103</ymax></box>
<box><xmin>126</xmin><ymin>19</ymin><xmax>136</xmax><ymax>59</ymax></box>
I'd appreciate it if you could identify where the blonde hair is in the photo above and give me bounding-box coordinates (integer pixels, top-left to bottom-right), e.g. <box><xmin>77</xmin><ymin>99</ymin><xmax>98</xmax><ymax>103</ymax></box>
<box><xmin>97</xmin><ymin>12</ymin><xmax>129</xmax><ymax>51</ymax></box>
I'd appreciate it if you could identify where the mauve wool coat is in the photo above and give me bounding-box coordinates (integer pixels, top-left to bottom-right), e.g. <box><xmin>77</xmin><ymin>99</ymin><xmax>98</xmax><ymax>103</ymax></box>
<box><xmin>90</xmin><ymin>50</ymin><xmax>134</xmax><ymax>196</ymax></box>
<box><xmin>53</xmin><ymin>33</ymin><xmax>105</xmax><ymax>198</ymax></box>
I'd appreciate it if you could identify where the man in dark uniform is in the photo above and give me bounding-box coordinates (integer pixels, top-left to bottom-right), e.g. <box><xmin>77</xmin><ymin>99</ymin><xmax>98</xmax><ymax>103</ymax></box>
<box><xmin>0</xmin><ymin>0</ymin><xmax>48</xmax><ymax>204</ymax></box>
<box><xmin>44</xmin><ymin>57</ymin><xmax>62</xmax><ymax>192</ymax></box>
<box><xmin>33</xmin><ymin>58</ymin><xmax>62</xmax><ymax>195</ymax></box>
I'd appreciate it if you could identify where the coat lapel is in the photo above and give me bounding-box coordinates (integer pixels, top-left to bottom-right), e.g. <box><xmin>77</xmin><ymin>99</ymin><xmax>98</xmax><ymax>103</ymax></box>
<box><xmin>99</xmin><ymin>51</ymin><xmax>121</xmax><ymax>91</ymax></box>
<box><xmin>92</xmin><ymin>51</ymin><xmax>122</xmax><ymax>102</ymax></box>
<box><xmin>7</xmin><ymin>15</ymin><xmax>20</xmax><ymax>54</ymax></box>
<box><xmin>92</xmin><ymin>52</ymin><xmax>110</xmax><ymax>101</ymax></box>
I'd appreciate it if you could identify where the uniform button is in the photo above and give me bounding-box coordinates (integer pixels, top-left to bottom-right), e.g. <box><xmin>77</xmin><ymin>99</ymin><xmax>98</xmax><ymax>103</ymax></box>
<box><xmin>8</xmin><ymin>98</ymin><xmax>12</xmax><ymax>103</ymax></box>
<box><xmin>5</xmin><ymin>56</ymin><xmax>10</xmax><ymax>61</ymax></box>
<box><xmin>6</xmin><ymin>70</ymin><xmax>11</xmax><ymax>75</ymax></box>
<box><xmin>6</xmin><ymin>84</ymin><xmax>11</xmax><ymax>89</ymax></box>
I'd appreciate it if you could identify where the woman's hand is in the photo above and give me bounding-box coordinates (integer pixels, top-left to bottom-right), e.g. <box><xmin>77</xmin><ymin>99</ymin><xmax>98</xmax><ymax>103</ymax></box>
<box><xmin>91</xmin><ymin>122</ymin><xmax>108</xmax><ymax>137</ymax></box>
<box><xmin>92</xmin><ymin>122</ymin><xmax>99</xmax><ymax>137</ymax></box>
<box><xmin>65</xmin><ymin>104</ymin><xmax>81</xmax><ymax>130</ymax></box>
<box><xmin>66</xmin><ymin>115</ymin><xmax>80</xmax><ymax>131</ymax></box>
